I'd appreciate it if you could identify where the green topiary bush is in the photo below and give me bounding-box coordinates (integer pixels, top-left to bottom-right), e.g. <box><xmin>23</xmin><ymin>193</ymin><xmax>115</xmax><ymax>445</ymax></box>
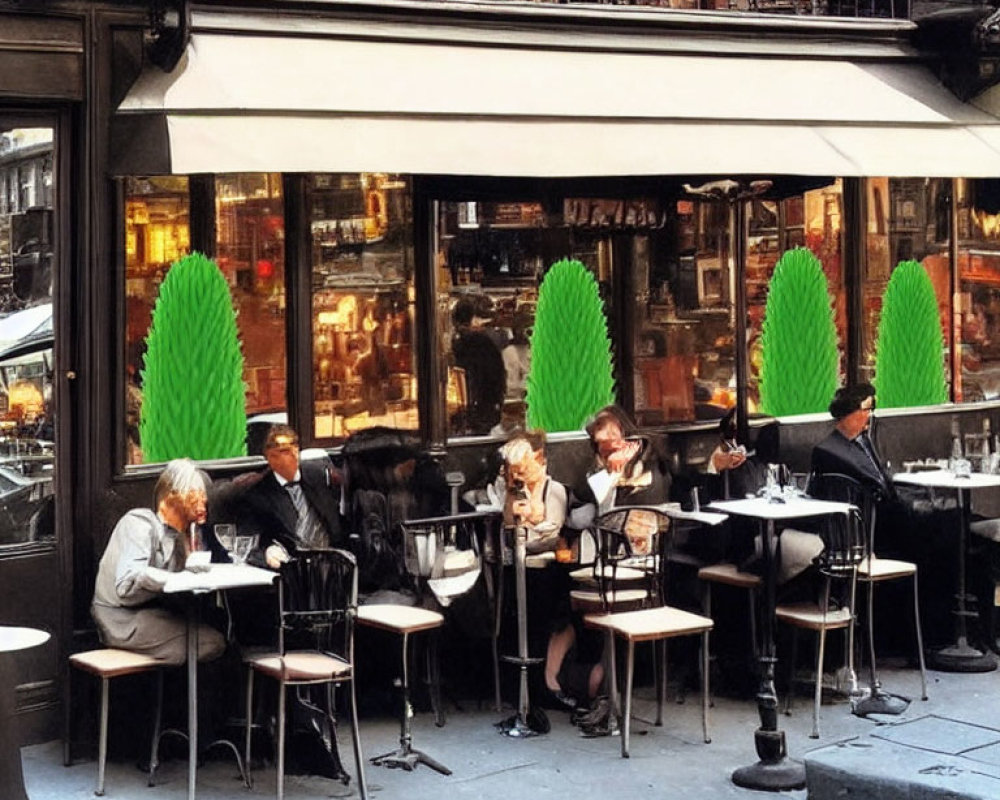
<box><xmin>526</xmin><ymin>258</ymin><xmax>615</xmax><ymax>432</ymax></box>
<box><xmin>140</xmin><ymin>252</ymin><xmax>247</xmax><ymax>462</ymax></box>
<box><xmin>874</xmin><ymin>259</ymin><xmax>947</xmax><ymax>409</ymax></box>
<box><xmin>758</xmin><ymin>247</ymin><xmax>839</xmax><ymax>416</ymax></box>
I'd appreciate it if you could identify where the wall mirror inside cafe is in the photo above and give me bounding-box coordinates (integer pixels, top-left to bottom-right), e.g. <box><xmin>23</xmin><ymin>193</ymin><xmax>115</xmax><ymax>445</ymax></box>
<box><xmin>0</xmin><ymin>122</ymin><xmax>55</xmax><ymax>548</ymax></box>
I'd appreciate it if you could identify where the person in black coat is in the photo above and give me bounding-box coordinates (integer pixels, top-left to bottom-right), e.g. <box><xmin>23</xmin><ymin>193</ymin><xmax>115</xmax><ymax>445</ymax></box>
<box><xmin>236</xmin><ymin>424</ymin><xmax>346</xmax><ymax>567</ymax></box>
<box><xmin>810</xmin><ymin>383</ymin><xmax>895</xmax><ymax>501</ymax></box>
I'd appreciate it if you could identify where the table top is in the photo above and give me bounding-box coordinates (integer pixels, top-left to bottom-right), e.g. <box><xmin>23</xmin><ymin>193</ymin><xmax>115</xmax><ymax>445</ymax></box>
<box><xmin>162</xmin><ymin>563</ymin><xmax>278</xmax><ymax>594</ymax></box>
<box><xmin>0</xmin><ymin>625</ymin><xmax>50</xmax><ymax>653</ymax></box>
<box><xmin>709</xmin><ymin>496</ymin><xmax>855</xmax><ymax>521</ymax></box>
<box><xmin>893</xmin><ymin>469</ymin><xmax>1000</xmax><ymax>490</ymax></box>
<box><xmin>602</xmin><ymin>503</ymin><xmax>730</xmax><ymax>527</ymax></box>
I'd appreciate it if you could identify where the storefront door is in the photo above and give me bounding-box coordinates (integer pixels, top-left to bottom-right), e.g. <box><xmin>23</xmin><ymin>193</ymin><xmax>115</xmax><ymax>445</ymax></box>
<box><xmin>0</xmin><ymin>116</ymin><xmax>61</xmax><ymax>744</ymax></box>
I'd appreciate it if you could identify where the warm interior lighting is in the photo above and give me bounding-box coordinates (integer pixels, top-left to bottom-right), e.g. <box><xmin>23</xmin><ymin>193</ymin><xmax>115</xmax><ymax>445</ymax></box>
<box><xmin>973</xmin><ymin>208</ymin><xmax>1000</xmax><ymax>240</ymax></box>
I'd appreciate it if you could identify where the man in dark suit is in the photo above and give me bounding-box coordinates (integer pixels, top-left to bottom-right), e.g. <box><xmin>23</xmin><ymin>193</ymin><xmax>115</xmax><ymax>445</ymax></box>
<box><xmin>811</xmin><ymin>382</ymin><xmax>894</xmax><ymax>500</ymax></box>
<box><xmin>238</xmin><ymin>424</ymin><xmax>346</xmax><ymax>567</ymax></box>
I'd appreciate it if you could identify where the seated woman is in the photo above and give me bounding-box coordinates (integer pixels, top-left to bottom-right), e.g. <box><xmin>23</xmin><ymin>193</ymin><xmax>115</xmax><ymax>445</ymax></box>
<box><xmin>492</xmin><ymin>431</ymin><xmax>603</xmax><ymax>710</ymax></box>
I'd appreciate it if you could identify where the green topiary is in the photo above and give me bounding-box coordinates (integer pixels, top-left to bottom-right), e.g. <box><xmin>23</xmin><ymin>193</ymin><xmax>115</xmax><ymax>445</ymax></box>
<box><xmin>874</xmin><ymin>259</ymin><xmax>947</xmax><ymax>409</ymax></box>
<box><xmin>140</xmin><ymin>252</ymin><xmax>247</xmax><ymax>462</ymax></box>
<box><xmin>526</xmin><ymin>258</ymin><xmax>615</xmax><ymax>432</ymax></box>
<box><xmin>758</xmin><ymin>247</ymin><xmax>839</xmax><ymax>416</ymax></box>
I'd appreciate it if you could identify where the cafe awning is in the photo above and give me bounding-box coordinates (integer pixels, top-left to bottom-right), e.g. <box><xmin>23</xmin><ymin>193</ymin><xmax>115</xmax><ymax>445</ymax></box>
<box><xmin>111</xmin><ymin>9</ymin><xmax>1000</xmax><ymax>178</ymax></box>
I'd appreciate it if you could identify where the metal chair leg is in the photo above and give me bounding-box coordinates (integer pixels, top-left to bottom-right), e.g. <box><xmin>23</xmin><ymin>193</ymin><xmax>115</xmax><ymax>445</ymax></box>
<box><xmin>812</xmin><ymin>626</ymin><xmax>827</xmax><ymax>739</ymax></box>
<box><xmin>654</xmin><ymin>639</ymin><xmax>665</xmax><ymax>725</ymax></box>
<box><xmin>243</xmin><ymin>669</ymin><xmax>254</xmax><ymax>784</ymax></box>
<box><xmin>702</xmin><ymin>629</ymin><xmax>711</xmax><ymax>743</ymax></box>
<box><xmin>784</xmin><ymin>627</ymin><xmax>798</xmax><ymax>717</ymax></box>
<box><xmin>621</xmin><ymin>640</ymin><xmax>635</xmax><ymax>759</ymax></box>
<box><xmin>347</xmin><ymin>677</ymin><xmax>369</xmax><ymax>800</ymax></box>
<box><xmin>96</xmin><ymin>676</ymin><xmax>109</xmax><ymax>797</ymax></box>
<box><xmin>146</xmin><ymin>671</ymin><xmax>164</xmax><ymax>787</ymax></box>
<box><xmin>277</xmin><ymin>681</ymin><xmax>286</xmax><ymax>800</ymax></box>
<box><xmin>913</xmin><ymin>571</ymin><xmax>928</xmax><ymax>700</ymax></box>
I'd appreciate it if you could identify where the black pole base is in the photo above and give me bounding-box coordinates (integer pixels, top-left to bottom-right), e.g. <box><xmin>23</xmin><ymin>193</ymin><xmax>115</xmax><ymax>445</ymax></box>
<box><xmin>731</xmin><ymin>728</ymin><xmax>806</xmax><ymax>792</ymax></box>
<box><xmin>927</xmin><ymin>644</ymin><xmax>997</xmax><ymax>673</ymax></box>
<box><xmin>852</xmin><ymin>690</ymin><xmax>909</xmax><ymax>718</ymax></box>
<box><xmin>371</xmin><ymin>746</ymin><xmax>452</xmax><ymax>776</ymax></box>
<box><xmin>732</xmin><ymin>759</ymin><xmax>806</xmax><ymax>792</ymax></box>
<box><xmin>495</xmin><ymin>714</ymin><xmax>540</xmax><ymax>738</ymax></box>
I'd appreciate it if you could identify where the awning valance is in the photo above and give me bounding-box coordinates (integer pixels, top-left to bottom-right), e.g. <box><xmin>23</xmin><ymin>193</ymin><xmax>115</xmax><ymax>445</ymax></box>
<box><xmin>112</xmin><ymin>26</ymin><xmax>1000</xmax><ymax>178</ymax></box>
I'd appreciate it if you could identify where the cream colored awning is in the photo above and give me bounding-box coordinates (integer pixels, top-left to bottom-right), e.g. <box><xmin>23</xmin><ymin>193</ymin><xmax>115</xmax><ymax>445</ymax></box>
<box><xmin>112</xmin><ymin>24</ymin><xmax>1000</xmax><ymax>177</ymax></box>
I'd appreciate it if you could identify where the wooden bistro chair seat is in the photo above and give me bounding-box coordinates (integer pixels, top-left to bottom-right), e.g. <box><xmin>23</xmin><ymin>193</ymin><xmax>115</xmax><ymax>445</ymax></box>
<box><xmin>68</xmin><ymin>648</ymin><xmax>163</xmax><ymax>796</ymax></box>
<box><xmin>580</xmin><ymin>507</ymin><xmax>713</xmax><ymax>758</ymax></box>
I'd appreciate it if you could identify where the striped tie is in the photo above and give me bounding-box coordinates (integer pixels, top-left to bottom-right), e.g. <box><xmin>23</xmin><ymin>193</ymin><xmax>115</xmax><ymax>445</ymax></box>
<box><xmin>286</xmin><ymin>482</ymin><xmax>326</xmax><ymax>548</ymax></box>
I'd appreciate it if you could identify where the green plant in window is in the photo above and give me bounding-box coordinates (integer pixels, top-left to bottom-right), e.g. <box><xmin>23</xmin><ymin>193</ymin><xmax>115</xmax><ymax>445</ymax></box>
<box><xmin>140</xmin><ymin>251</ymin><xmax>247</xmax><ymax>462</ymax></box>
<box><xmin>758</xmin><ymin>247</ymin><xmax>839</xmax><ymax>416</ymax></box>
<box><xmin>526</xmin><ymin>258</ymin><xmax>615</xmax><ymax>432</ymax></box>
<box><xmin>874</xmin><ymin>259</ymin><xmax>947</xmax><ymax>408</ymax></box>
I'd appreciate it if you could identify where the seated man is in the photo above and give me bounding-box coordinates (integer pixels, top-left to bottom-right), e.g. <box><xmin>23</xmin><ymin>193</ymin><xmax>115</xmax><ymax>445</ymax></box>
<box><xmin>811</xmin><ymin>382</ymin><xmax>960</xmax><ymax>650</ymax></box>
<box><xmin>237</xmin><ymin>424</ymin><xmax>347</xmax><ymax>568</ymax></box>
<box><xmin>91</xmin><ymin>458</ymin><xmax>225</xmax><ymax>665</ymax></box>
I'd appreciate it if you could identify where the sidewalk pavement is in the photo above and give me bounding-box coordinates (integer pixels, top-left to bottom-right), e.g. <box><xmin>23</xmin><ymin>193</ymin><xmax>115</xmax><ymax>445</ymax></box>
<box><xmin>23</xmin><ymin>661</ymin><xmax>999</xmax><ymax>800</ymax></box>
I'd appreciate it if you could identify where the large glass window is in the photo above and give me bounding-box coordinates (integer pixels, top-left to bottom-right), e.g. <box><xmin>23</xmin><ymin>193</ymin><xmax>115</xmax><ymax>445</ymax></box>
<box><xmin>124</xmin><ymin>176</ymin><xmax>191</xmax><ymax>464</ymax></box>
<box><xmin>745</xmin><ymin>181</ymin><xmax>845</xmax><ymax>413</ymax></box>
<box><xmin>309</xmin><ymin>174</ymin><xmax>417</xmax><ymax>441</ymax></box>
<box><xmin>956</xmin><ymin>178</ymin><xmax>1000</xmax><ymax>403</ymax></box>
<box><xmin>215</xmin><ymin>174</ymin><xmax>287</xmax><ymax>426</ymax></box>
<box><xmin>0</xmin><ymin>124</ymin><xmax>55</xmax><ymax>546</ymax></box>
<box><xmin>636</xmin><ymin>198</ymin><xmax>733</xmax><ymax>424</ymax></box>
<box><xmin>861</xmin><ymin>178</ymin><xmax>951</xmax><ymax>397</ymax></box>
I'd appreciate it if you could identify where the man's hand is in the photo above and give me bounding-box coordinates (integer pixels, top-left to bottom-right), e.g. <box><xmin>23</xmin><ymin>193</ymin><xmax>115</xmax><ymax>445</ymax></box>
<box><xmin>712</xmin><ymin>448</ymin><xmax>747</xmax><ymax>472</ymax></box>
<box><xmin>265</xmin><ymin>543</ymin><xmax>290</xmax><ymax>570</ymax></box>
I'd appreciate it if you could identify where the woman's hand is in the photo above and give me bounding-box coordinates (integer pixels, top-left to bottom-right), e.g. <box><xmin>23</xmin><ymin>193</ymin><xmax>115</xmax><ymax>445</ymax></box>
<box><xmin>265</xmin><ymin>543</ymin><xmax>290</xmax><ymax>570</ymax></box>
<box><xmin>606</xmin><ymin>439</ymin><xmax>641</xmax><ymax>473</ymax></box>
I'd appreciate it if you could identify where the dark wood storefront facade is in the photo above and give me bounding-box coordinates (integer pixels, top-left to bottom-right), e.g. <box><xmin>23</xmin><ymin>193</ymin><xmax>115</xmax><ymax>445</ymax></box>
<box><xmin>4</xmin><ymin>0</ymin><xmax>1000</xmax><ymax>743</ymax></box>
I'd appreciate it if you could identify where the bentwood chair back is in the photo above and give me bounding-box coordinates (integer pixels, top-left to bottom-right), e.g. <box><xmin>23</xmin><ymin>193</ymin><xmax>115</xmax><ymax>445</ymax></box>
<box><xmin>809</xmin><ymin>471</ymin><xmax>927</xmax><ymax>703</ymax></box>
<box><xmin>581</xmin><ymin>506</ymin><xmax>713</xmax><ymax>757</ymax></box>
<box><xmin>244</xmin><ymin>548</ymin><xmax>367</xmax><ymax>800</ymax></box>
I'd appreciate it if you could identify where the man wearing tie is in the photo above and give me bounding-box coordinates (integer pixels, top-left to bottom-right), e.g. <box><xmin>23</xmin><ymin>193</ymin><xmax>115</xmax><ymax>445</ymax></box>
<box><xmin>238</xmin><ymin>424</ymin><xmax>346</xmax><ymax>568</ymax></box>
<box><xmin>811</xmin><ymin>383</ymin><xmax>894</xmax><ymax>500</ymax></box>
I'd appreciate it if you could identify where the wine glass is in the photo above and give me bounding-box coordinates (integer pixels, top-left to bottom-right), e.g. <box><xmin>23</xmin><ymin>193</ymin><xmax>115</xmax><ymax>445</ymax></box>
<box><xmin>214</xmin><ymin>524</ymin><xmax>236</xmax><ymax>560</ymax></box>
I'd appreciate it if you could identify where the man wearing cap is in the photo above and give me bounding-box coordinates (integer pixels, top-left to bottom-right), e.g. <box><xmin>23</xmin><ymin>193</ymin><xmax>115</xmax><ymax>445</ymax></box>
<box><xmin>238</xmin><ymin>424</ymin><xmax>346</xmax><ymax>568</ymax></box>
<box><xmin>811</xmin><ymin>382</ymin><xmax>895</xmax><ymax>500</ymax></box>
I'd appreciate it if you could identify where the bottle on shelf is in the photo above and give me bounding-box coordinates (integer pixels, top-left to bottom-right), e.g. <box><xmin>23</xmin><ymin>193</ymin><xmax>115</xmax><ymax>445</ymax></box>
<box><xmin>949</xmin><ymin>417</ymin><xmax>964</xmax><ymax>473</ymax></box>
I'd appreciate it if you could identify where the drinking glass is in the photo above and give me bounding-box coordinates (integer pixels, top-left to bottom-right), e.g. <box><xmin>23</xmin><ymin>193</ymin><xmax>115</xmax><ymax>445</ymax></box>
<box><xmin>214</xmin><ymin>524</ymin><xmax>236</xmax><ymax>558</ymax></box>
<box><xmin>232</xmin><ymin>534</ymin><xmax>258</xmax><ymax>565</ymax></box>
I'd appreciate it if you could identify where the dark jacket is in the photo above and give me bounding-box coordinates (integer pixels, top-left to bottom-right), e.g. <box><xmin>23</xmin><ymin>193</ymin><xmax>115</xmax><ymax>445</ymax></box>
<box><xmin>236</xmin><ymin>460</ymin><xmax>346</xmax><ymax>555</ymax></box>
<box><xmin>811</xmin><ymin>429</ymin><xmax>895</xmax><ymax>501</ymax></box>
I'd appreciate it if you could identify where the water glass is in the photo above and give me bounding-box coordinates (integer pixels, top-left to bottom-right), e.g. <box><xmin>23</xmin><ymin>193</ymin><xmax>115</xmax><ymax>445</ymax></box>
<box><xmin>232</xmin><ymin>534</ymin><xmax>258</xmax><ymax>565</ymax></box>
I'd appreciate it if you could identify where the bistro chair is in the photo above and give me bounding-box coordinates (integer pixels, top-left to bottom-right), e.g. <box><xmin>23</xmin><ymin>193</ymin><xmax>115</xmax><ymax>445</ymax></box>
<box><xmin>810</xmin><ymin>472</ymin><xmax>927</xmax><ymax>710</ymax></box>
<box><xmin>775</xmin><ymin>491</ymin><xmax>865</xmax><ymax>739</ymax></box>
<box><xmin>66</xmin><ymin>648</ymin><xmax>163</xmax><ymax>796</ymax></box>
<box><xmin>581</xmin><ymin>507</ymin><xmax>713</xmax><ymax>757</ymax></box>
<box><xmin>243</xmin><ymin>548</ymin><xmax>367</xmax><ymax>800</ymax></box>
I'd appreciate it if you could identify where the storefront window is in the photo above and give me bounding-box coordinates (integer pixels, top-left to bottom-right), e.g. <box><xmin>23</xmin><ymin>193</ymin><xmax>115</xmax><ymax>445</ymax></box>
<box><xmin>747</xmin><ymin>181</ymin><xmax>845</xmax><ymax>412</ymax></box>
<box><xmin>216</xmin><ymin>174</ymin><xmax>287</xmax><ymax>433</ymax></box>
<box><xmin>956</xmin><ymin>178</ymin><xmax>1000</xmax><ymax>403</ymax></box>
<box><xmin>636</xmin><ymin>199</ymin><xmax>733</xmax><ymax>424</ymax></box>
<box><xmin>310</xmin><ymin>174</ymin><xmax>417</xmax><ymax>440</ymax></box>
<box><xmin>438</xmin><ymin>199</ymin><xmax>626</xmax><ymax>437</ymax></box>
<box><xmin>861</xmin><ymin>178</ymin><xmax>951</xmax><ymax>398</ymax></box>
<box><xmin>124</xmin><ymin>176</ymin><xmax>191</xmax><ymax>464</ymax></box>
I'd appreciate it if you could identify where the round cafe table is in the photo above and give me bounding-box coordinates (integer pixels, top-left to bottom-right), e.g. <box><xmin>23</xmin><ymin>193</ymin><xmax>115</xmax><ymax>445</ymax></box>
<box><xmin>0</xmin><ymin>626</ymin><xmax>50</xmax><ymax>800</ymax></box>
